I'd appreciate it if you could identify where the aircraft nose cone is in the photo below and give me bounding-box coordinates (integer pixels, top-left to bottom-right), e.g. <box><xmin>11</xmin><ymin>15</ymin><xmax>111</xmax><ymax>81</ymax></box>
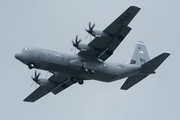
<box><xmin>15</xmin><ymin>52</ymin><xmax>29</xmax><ymax>65</ymax></box>
<box><xmin>15</xmin><ymin>53</ymin><xmax>21</xmax><ymax>60</ymax></box>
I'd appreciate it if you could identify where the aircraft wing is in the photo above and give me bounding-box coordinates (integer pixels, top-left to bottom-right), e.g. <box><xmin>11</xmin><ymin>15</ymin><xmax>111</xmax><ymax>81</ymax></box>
<box><xmin>24</xmin><ymin>75</ymin><xmax>71</xmax><ymax>102</ymax></box>
<box><xmin>24</xmin><ymin>83</ymin><xmax>58</xmax><ymax>102</ymax></box>
<box><xmin>79</xmin><ymin>6</ymin><xmax>140</xmax><ymax>61</ymax></box>
<box><xmin>51</xmin><ymin>79</ymin><xmax>75</xmax><ymax>95</ymax></box>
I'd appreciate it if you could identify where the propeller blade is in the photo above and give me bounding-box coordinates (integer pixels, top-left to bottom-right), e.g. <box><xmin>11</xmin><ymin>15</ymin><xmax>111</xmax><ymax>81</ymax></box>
<box><xmin>31</xmin><ymin>70</ymin><xmax>41</xmax><ymax>83</ymax></box>
<box><xmin>89</xmin><ymin>22</ymin><xmax>91</xmax><ymax>30</ymax></box>
<box><xmin>75</xmin><ymin>47</ymin><xmax>77</xmax><ymax>54</ymax></box>
<box><xmin>31</xmin><ymin>81</ymin><xmax>37</xmax><ymax>89</ymax></box>
<box><xmin>30</xmin><ymin>70</ymin><xmax>41</xmax><ymax>88</ymax></box>
<box><xmin>85</xmin><ymin>22</ymin><xmax>96</xmax><ymax>41</ymax></box>
<box><xmin>71</xmin><ymin>47</ymin><xmax>74</xmax><ymax>51</ymax></box>
<box><xmin>86</xmin><ymin>22</ymin><xmax>95</xmax><ymax>35</ymax></box>
<box><xmin>91</xmin><ymin>23</ymin><xmax>95</xmax><ymax>30</ymax></box>
<box><xmin>74</xmin><ymin>36</ymin><xmax>81</xmax><ymax>47</ymax></box>
<box><xmin>36</xmin><ymin>71</ymin><xmax>40</xmax><ymax>79</ymax></box>
<box><xmin>31</xmin><ymin>81</ymin><xmax>35</xmax><ymax>87</ymax></box>
<box><xmin>71</xmin><ymin>35</ymin><xmax>82</xmax><ymax>53</ymax></box>
<box><xmin>75</xmin><ymin>35</ymin><xmax>78</xmax><ymax>43</ymax></box>
<box><xmin>34</xmin><ymin>70</ymin><xmax>37</xmax><ymax>78</ymax></box>
<box><xmin>31</xmin><ymin>76</ymin><xmax>34</xmax><ymax>80</ymax></box>
<box><xmin>85</xmin><ymin>33</ymin><xmax>89</xmax><ymax>39</ymax></box>
<box><xmin>77</xmin><ymin>39</ymin><xmax>81</xmax><ymax>44</ymax></box>
<box><xmin>72</xmin><ymin>40</ymin><xmax>74</xmax><ymax>44</ymax></box>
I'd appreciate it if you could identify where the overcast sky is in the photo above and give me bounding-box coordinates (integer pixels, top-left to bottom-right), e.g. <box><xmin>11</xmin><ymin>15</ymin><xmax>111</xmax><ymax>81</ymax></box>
<box><xmin>0</xmin><ymin>0</ymin><xmax>180</xmax><ymax>120</ymax></box>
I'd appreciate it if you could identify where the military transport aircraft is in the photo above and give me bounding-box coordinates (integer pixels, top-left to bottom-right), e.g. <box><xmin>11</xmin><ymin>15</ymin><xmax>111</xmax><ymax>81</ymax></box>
<box><xmin>15</xmin><ymin>6</ymin><xmax>170</xmax><ymax>102</ymax></box>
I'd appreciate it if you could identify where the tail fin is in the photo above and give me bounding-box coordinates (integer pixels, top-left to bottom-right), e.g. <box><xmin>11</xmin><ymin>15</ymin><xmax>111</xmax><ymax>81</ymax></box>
<box><xmin>121</xmin><ymin>53</ymin><xmax>170</xmax><ymax>90</ymax></box>
<box><xmin>130</xmin><ymin>41</ymin><xmax>150</xmax><ymax>65</ymax></box>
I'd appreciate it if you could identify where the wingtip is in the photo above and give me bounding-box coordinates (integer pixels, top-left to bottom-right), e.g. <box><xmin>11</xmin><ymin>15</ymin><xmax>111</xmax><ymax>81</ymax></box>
<box><xmin>165</xmin><ymin>52</ymin><xmax>170</xmax><ymax>55</ymax></box>
<box><xmin>23</xmin><ymin>98</ymin><xmax>34</xmax><ymax>102</ymax></box>
<box><xmin>120</xmin><ymin>87</ymin><xmax>128</xmax><ymax>90</ymax></box>
<box><xmin>162</xmin><ymin>52</ymin><xmax>171</xmax><ymax>57</ymax></box>
<box><xmin>129</xmin><ymin>6</ymin><xmax>141</xmax><ymax>10</ymax></box>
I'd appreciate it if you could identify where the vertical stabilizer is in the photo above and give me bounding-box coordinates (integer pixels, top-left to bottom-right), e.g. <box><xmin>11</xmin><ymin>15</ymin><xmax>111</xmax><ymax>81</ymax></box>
<box><xmin>130</xmin><ymin>41</ymin><xmax>150</xmax><ymax>65</ymax></box>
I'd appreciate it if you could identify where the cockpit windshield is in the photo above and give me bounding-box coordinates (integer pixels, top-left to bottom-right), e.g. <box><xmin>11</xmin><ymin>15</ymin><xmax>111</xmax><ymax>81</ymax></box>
<box><xmin>22</xmin><ymin>47</ymin><xmax>29</xmax><ymax>51</ymax></box>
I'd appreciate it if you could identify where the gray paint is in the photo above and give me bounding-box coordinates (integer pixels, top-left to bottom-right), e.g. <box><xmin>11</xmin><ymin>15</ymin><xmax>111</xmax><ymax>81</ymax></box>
<box><xmin>14</xmin><ymin>31</ymin><xmax>169</xmax><ymax>102</ymax></box>
<box><xmin>1</xmin><ymin>0</ymin><xmax>179</xmax><ymax>120</ymax></box>
<box><xmin>15</xmin><ymin>47</ymin><xmax>142</xmax><ymax>82</ymax></box>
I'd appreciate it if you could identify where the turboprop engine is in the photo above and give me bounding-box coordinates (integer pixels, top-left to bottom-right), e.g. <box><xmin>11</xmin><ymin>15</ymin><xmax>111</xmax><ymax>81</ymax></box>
<box><xmin>71</xmin><ymin>36</ymin><xmax>94</xmax><ymax>51</ymax></box>
<box><xmin>31</xmin><ymin>71</ymin><xmax>51</xmax><ymax>86</ymax></box>
<box><xmin>88</xmin><ymin>30</ymin><xmax>110</xmax><ymax>37</ymax></box>
<box><xmin>77</xmin><ymin>44</ymin><xmax>94</xmax><ymax>51</ymax></box>
<box><xmin>36</xmin><ymin>78</ymin><xmax>50</xmax><ymax>86</ymax></box>
<box><xmin>85</xmin><ymin>22</ymin><xmax>111</xmax><ymax>37</ymax></box>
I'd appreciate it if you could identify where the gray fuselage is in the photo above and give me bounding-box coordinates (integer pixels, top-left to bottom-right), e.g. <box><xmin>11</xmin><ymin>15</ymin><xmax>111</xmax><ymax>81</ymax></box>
<box><xmin>15</xmin><ymin>47</ymin><xmax>142</xmax><ymax>82</ymax></box>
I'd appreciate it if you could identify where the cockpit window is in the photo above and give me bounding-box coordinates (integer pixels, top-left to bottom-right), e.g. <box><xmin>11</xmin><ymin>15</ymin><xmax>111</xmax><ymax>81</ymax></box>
<box><xmin>22</xmin><ymin>47</ymin><xmax>29</xmax><ymax>51</ymax></box>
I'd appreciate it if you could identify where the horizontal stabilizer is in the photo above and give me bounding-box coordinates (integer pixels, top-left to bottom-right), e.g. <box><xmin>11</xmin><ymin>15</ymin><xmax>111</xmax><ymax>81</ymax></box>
<box><xmin>121</xmin><ymin>53</ymin><xmax>170</xmax><ymax>90</ymax></box>
<box><xmin>121</xmin><ymin>75</ymin><xmax>148</xmax><ymax>90</ymax></box>
<box><xmin>141</xmin><ymin>53</ymin><xmax>170</xmax><ymax>74</ymax></box>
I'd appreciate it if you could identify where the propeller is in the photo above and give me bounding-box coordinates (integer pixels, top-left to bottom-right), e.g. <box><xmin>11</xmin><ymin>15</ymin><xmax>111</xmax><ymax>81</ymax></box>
<box><xmin>85</xmin><ymin>22</ymin><xmax>95</xmax><ymax>35</ymax></box>
<box><xmin>31</xmin><ymin>70</ymin><xmax>41</xmax><ymax>85</ymax></box>
<box><xmin>85</xmin><ymin>22</ymin><xmax>95</xmax><ymax>40</ymax></box>
<box><xmin>71</xmin><ymin>35</ymin><xmax>81</xmax><ymax>52</ymax></box>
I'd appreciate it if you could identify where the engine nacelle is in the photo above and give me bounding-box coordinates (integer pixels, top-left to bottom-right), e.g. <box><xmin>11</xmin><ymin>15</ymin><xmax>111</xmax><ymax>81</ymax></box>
<box><xmin>92</xmin><ymin>30</ymin><xmax>110</xmax><ymax>37</ymax></box>
<box><xmin>69</xmin><ymin>60</ymin><xmax>82</xmax><ymax>70</ymax></box>
<box><xmin>78</xmin><ymin>44</ymin><xmax>94</xmax><ymax>51</ymax></box>
<box><xmin>38</xmin><ymin>78</ymin><xmax>51</xmax><ymax>86</ymax></box>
